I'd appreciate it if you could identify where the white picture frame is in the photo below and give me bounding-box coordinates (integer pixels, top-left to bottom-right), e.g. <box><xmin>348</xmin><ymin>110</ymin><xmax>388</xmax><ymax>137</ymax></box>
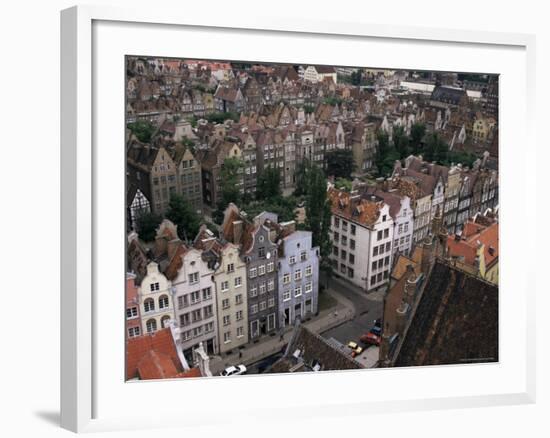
<box><xmin>61</xmin><ymin>5</ymin><xmax>536</xmax><ymax>433</ymax></box>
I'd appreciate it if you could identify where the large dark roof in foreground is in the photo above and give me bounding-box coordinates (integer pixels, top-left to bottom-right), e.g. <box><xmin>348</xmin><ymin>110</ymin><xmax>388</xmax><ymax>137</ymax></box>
<box><xmin>395</xmin><ymin>260</ymin><xmax>498</xmax><ymax>367</ymax></box>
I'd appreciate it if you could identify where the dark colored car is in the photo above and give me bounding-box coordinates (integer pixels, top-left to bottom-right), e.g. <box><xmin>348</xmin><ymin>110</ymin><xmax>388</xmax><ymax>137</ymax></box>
<box><xmin>360</xmin><ymin>332</ymin><xmax>381</xmax><ymax>346</ymax></box>
<box><xmin>370</xmin><ymin>318</ymin><xmax>382</xmax><ymax>336</ymax></box>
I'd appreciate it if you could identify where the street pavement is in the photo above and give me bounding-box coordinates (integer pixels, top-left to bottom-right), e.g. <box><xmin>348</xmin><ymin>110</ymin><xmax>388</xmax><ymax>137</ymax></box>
<box><xmin>321</xmin><ymin>274</ymin><xmax>385</xmax><ymax>347</ymax></box>
<box><xmin>209</xmin><ymin>287</ymin><xmax>354</xmax><ymax>375</ymax></box>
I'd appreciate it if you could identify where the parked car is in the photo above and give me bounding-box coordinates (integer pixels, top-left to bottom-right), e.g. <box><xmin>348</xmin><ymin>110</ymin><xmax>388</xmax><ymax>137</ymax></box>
<box><xmin>370</xmin><ymin>318</ymin><xmax>382</xmax><ymax>336</ymax></box>
<box><xmin>220</xmin><ymin>364</ymin><xmax>247</xmax><ymax>376</ymax></box>
<box><xmin>360</xmin><ymin>332</ymin><xmax>381</xmax><ymax>346</ymax></box>
<box><xmin>347</xmin><ymin>341</ymin><xmax>363</xmax><ymax>356</ymax></box>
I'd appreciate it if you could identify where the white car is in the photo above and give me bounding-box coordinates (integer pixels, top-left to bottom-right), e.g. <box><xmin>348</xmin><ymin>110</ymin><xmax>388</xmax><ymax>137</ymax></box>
<box><xmin>220</xmin><ymin>364</ymin><xmax>247</xmax><ymax>377</ymax></box>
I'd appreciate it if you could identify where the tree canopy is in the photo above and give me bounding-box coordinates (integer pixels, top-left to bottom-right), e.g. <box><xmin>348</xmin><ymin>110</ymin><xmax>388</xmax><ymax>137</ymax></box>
<box><xmin>305</xmin><ymin>164</ymin><xmax>332</xmax><ymax>259</ymax></box>
<box><xmin>256</xmin><ymin>167</ymin><xmax>282</xmax><ymax>200</ymax></box>
<box><xmin>127</xmin><ymin>120</ymin><xmax>156</xmax><ymax>143</ymax></box>
<box><xmin>325</xmin><ymin>149</ymin><xmax>355</xmax><ymax>179</ymax></box>
<box><xmin>135</xmin><ymin>210</ymin><xmax>162</xmax><ymax>242</ymax></box>
<box><xmin>166</xmin><ymin>194</ymin><xmax>201</xmax><ymax>241</ymax></box>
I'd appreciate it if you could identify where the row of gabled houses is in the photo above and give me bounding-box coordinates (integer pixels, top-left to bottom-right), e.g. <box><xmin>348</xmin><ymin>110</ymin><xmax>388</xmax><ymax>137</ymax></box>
<box><xmin>327</xmin><ymin>154</ymin><xmax>498</xmax><ymax>293</ymax></box>
<box><xmin>126</xmin><ymin>205</ymin><xmax>320</xmax><ymax>365</ymax></box>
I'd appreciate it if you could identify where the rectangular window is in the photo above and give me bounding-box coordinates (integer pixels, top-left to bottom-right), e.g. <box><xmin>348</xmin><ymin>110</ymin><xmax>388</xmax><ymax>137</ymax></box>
<box><xmin>223</xmin><ymin>315</ymin><xmax>230</xmax><ymax>326</ymax></box>
<box><xmin>249</xmin><ymin>267</ymin><xmax>257</xmax><ymax>278</ymax></box>
<box><xmin>373</xmin><ymin>246</ymin><xmax>379</xmax><ymax>256</ymax></box>
<box><xmin>351</xmin><ymin>224</ymin><xmax>356</xmax><ymax>235</ymax></box>
<box><xmin>223</xmin><ymin>331</ymin><xmax>231</xmax><ymax>343</ymax></box>
<box><xmin>300</xmin><ymin>251</ymin><xmax>307</xmax><ymax>261</ymax></box>
<box><xmin>283</xmin><ymin>273</ymin><xmax>290</xmax><ymax>284</ymax></box>
<box><xmin>289</xmin><ymin>255</ymin><xmax>296</xmax><ymax>265</ymax></box>
<box><xmin>294</xmin><ymin>269</ymin><xmax>302</xmax><ymax>281</ymax></box>
<box><xmin>305</xmin><ymin>265</ymin><xmax>312</xmax><ymax>276</ymax></box>
<box><xmin>179</xmin><ymin>313</ymin><xmax>190</xmax><ymax>326</ymax></box>
<box><xmin>384</xmin><ymin>256</ymin><xmax>390</xmax><ymax>266</ymax></box>
<box><xmin>267</xmin><ymin>262</ymin><xmax>274</xmax><ymax>273</ymax></box>
<box><xmin>349</xmin><ymin>254</ymin><xmax>355</xmax><ymax>264</ymax></box>
<box><xmin>334</xmin><ymin>217</ymin><xmax>340</xmax><ymax>227</ymax></box>
<box><xmin>204</xmin><ymin>322</ymin><xmax>214</xmax><ymax>333</ymax></box>
<box><xmin>126</xmin><ymin>307</ymin><xmax>138</xmax><ymax>319</ymax></box>
<box><xmin>294</xmin><ymin>286</ymin><xmax>302</xmax><ymax>297</ymax></box>
<box><xmin>250</xmin><ymin>286</ymin><xmax>258</xmax><ymax>297</ymax></box>
<box><xmin>333</xmin><ymin>232</ymin><xmax>339</xmax><ymax>243</ymax></box>
<box><xmin>341</xmin><ymin>235</ymin><xmax>347</xmax><ymax>246</ymax></box>
<box><xmin>202</xmin><ymin>287</ymin><xmax>212</xmax><ymax>300</ymax></box>
<box><xmin>305</xmin><ymin>282</ymin><xmax>312</xmax><ymax>294</ymax></box>
<box><xmin>203</xmin><ymin>304</ymin><xmax>213</xmax><ymax>318</ymax></box>
<box><xmin>234</xmin><ymin>276</ymin><xmax>242</xmax><ymax>288</ymax></box>
<box><xmin>283</xmin><ymin>290</ymin><xmax>291</xmax><ymax>301</ymax></box>
<box><xmin>371</xmin><ymin>275</ymin><xmax>376</xmax><ymax>285</ymax></box>
<box><xmin>190</xmin><ymin>290</ymin><xmax>201</xmax><ymax>304</ymax></box>
<box><xmin>250</xmin><ymin>304</ymin><xmax>258</xmax><ymax>314</ymax></box>
<box><xmin>384</xmin><ymin>228</ymin><xmax>389</xmax><ymax>238</ymax></box>
<box><xmin>221</xmin><ymin>281</ymin><xmax>229</xmax><ymax>292</ymax></box>
<box><xmin>268</xmin><ymin>297</ymin><xmax>275</xmax><ymax>307</ymax></box>
<box><xmin>236</xmin><ymin>310</ymin><xmax>243</xmax><ymax>321</ymax></box>
<box><xmin>259</xmin><ymin>247</ymin><xmax>266</xmax><ymax>258</ymax></box>
<box><xmin>372</xmin><ymin>261</ymin><xmax>377</xmax><ymax>271</ymax></box>
<box><xmin>386</xmin><ymin>242</ymin><xmax>391</xmax><ymax>252</ymax></box>
<box><xmin>377</xmin><ymin>230</ymin><xmax>383</xmax><ymax>240</ymax></box>
<box><xmin>177</xmin><ymin>295</ymin><xmax>189</xmax><ymax>310</ymax></box>
<box><xmin>333</xmin><ymin>246</ymin><xmax>338</xmax><ymax>256</ymax></box>
<box><xmin>341</xmin><ymin>250</ymin><xmax>347</xmax><ymax>260</ymax></box>
<box><xmin>128</xmin><ymin>327</ymin><xmax>140</xmax><ymax>337</ymax></box>
<box><xmin>259</xmin><ymin>282</ymin><xmax>266</xmax><ymax>295</ymax></box>
<box><xmin>237</xmin><ymin>326</ymin><xmax>244</xmax><ymax>338</ymax></box>
<box><xmin>258</xmin><ymin>265</ymin><xmax>266</xmax><ymax>276</ymax></box>
<box><xmin>222</xmin><ymin>298</ymin><xmax>230</xmax><ymax>309</ymax></box>
<box><xmin>398</xmin><ymin>224</ymin><xmax>403</xmax><ymax>234</ymax></box>
<box><xmin>348</xmin><ymin>267</ymin><xmax>354</xmax><ymax>278</ymax></box>
<box><xmin>188</xmin><ymin>272</ymin><xmax>199</xmax><ymax>284</ymax></box>
<box><xmin>227</xmin><ymin>263</ymin><xmax>235</xmax><ymax>273</ymax></box>
<box><xmin>267</xmin><ymin>279</ymin><xmax>275</xmax><ymax>291</ymax></box>
<box><xmin>251</xmin><ymin>320</ymin><xmax>259</xmax><ymax>337</ymax></box>
<box><xmin>193</xmin><ymin>326</ymin><xmax>203</xmax><ymax>337</ymax></box>
<box><xmin>149</xmin><ymin>282</ymin><xmax>160</xmax><ymax>292</ymax></box>
<box><xmin>192</xmin><ymin>309</ymin><xmax>202</xmax><ymax>322</ymax></box>
<box><xmin>260</xmin><ymin>301</ymin><xmax>267</xmax><ymax>311</ymax></box>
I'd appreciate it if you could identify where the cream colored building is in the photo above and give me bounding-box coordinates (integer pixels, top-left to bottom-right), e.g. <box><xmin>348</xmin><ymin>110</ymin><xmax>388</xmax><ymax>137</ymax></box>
<box><xmin>139</xmin><ymin>261</ymin><xmax>175</xmax><ymax>334</ymax></box>
<box><xmin>213</xmin><ymin>242</ymin><xmax>249</xmax><ymax>354</ymax></box>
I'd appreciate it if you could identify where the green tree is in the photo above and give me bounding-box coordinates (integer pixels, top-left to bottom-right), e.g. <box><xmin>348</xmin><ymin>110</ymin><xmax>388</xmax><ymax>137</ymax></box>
<box><xmin>393</xmin><ymin>126</ymin><xmax>410</xmax><ymax>158</ymax></box>
<box><xmin>423</xmin><ymin>132</ymin><xmax>448</xmax><ymax>163</ymax></box>
<box><xmin>350</xmin><ymin>70</ymin><xmax>362</xmax><ymax>86</ymax></box>
<box><xmin>135</xmin><ymin>210</ymin><xmax>162</xmax><ymax>242</ymax></box>
<box><xmin>206</xmin><ymin>111</ymin><xmax>239</xmax><ymax>124</ymax></box>
<box><xmin>213</xmin><ymin>157</ymin><xmax>244</xmax><ymax>224</ymax></box>
<box><xmin>127</xmin><ymin>120</ymin><xmax>156</xmax><ymax>143</ymax></box>
<box><xmin>410</xmin><ymin>123</ymin><xmax>426</xmax><ymax>155</ymax></box>
<box><xmin>256</xmin><ymin>167</ymin><xmax>282</xmax><ymax>200</ymax></box>
<box><xmin>305</xmin><ymin>165</ymin><xmax>332</xmax><ymax>259</ymax></box>
<box><xmin>166</xmin><ymin>194</ymin><xmax>201</xmax><ymax>241</ymax></box>
<box><xmin>325</xmin><ymin>149</ymin><xmax>356</xmax><ymax>179</ymax></box>
<box><xmin>293</xmin><ymin>159</ymin><xmax>312</xmax><ymax>197</ymax></box>
<box><xmin>334</xmin><ymin>177</ymin><xmax>352</xmax><ymax>192</ymax></box>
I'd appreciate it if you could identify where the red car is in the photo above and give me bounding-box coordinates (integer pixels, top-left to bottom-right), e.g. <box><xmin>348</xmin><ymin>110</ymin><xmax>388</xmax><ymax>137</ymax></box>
<box><xmin>360</xmin><ymin>332</ymin><xmax>381</xmax><ymax>346</ymax></box>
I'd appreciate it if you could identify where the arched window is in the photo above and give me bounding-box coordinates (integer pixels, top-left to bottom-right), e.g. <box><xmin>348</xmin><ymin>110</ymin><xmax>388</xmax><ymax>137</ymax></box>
<box><xmin>159</xmin><ymin>295</ymin><xmax>169</xmax><ymax>309</ymax></box>
<box><xmin>161</xmin><ymin>315</ymin><xmax>171</xmax><ymax>328</ymax></box>
<box><xmin>144</xmin><ymin>298</ymin><xmax>155</xmax><ymax>313</ymax></box>
<box><xmin>146</xmin><ymin>319</ymin><xmax>157</xmax><ymax>333</ymax></box>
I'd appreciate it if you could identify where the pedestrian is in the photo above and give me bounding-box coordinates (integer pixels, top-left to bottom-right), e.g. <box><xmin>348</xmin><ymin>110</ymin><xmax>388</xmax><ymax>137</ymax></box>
<box><xmin>239</xmin><ymin>350</ymin><xmax>243</xmax><ymax>359</ymax></box>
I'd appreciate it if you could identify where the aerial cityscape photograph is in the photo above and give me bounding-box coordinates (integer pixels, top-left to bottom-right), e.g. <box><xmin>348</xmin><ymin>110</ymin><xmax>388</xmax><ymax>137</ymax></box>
<box><xmin>125</xmin><ymin>57</ymin><xmax>499</xmax><ymax>380</ymax></box>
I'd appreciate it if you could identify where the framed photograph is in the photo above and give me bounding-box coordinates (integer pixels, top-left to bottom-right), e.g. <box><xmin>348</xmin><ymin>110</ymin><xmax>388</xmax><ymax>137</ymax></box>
<box><xmin>61</xmin><ymin>5</ymin><xmax>536</xmax><ymax>433</ymax></box>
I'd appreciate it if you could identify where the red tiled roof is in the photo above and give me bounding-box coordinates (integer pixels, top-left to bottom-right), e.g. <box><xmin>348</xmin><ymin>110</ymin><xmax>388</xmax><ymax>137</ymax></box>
<box><xmin>447</xmin><ymin>221</ymin><xmax>498</xmax><ymax>267</ymax></box>
<box><xmin>126</xmin><ymin>327</ymin><xmax>202</xmax><ymax>380</ymax></box>
<box><xmin>328</xmin><ymin>187</ymin><xmax>382</xmax><ymax>227</ymax></box>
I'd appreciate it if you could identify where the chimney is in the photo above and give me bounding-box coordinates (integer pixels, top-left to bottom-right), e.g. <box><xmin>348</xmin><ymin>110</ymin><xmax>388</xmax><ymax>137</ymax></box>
<box><xmin>233</xmin><ymin>220</ymin><xmax>243</xmax><ymax>244</ymax></box>
<box><xmin>404</xmin><ymin>265</ymin><xmax>417</xmax><ymax>306</ymax></box>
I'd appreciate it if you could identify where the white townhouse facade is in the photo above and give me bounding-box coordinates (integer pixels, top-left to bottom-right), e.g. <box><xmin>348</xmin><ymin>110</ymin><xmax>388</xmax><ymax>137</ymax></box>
<box><xmin>167</xmin><ymin>246</ymin><xmax>219</xmax><ymax>362</ymax></box>
<box><xmin>138</xmin><ymin>261</ymin><xmax>175</xmax><ymax>335</ymax></box>
<box><xmin>328</xmin><ymin>189</ymin><xmax>395</xmax><ymax>292</ymax></box>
